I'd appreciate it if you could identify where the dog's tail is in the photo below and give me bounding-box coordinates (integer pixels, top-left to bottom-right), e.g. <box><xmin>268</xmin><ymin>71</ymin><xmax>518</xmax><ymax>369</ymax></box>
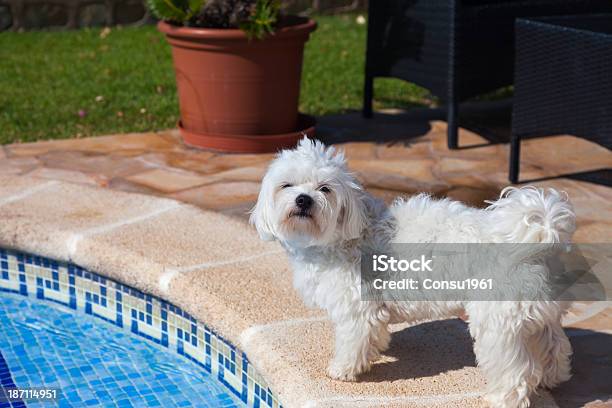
<box><xmin>486</xmin><ymin>186</ymin><xmax>575</xmax><ymax>244</ymax></box>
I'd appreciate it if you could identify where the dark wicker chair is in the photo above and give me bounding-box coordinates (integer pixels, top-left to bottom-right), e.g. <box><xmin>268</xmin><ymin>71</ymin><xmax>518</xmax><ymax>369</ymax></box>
<box><xmin>510</xmin><ymin>15</ymin><xmax>612</xmax><ymax>184</ymax></box>
<box><xmin>363</xmin><ymin>0</ymin><xmax>612</xmax><ymax>149</ymax></box>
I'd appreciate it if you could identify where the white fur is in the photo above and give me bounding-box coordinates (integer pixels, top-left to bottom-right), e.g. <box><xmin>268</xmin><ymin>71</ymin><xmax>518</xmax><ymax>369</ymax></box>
<box><xmin>250</xmin><ymin>138</ymin><xmax>575</xmax><ymax>408</ymax></box>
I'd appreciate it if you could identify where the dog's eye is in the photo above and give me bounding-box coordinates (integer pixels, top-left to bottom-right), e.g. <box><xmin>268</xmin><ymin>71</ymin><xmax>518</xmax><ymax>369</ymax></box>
<box><xmin>318</xmin><ymin>185</ymin><xmax>331</xmax><ymax>193</ymax></box>
<box><xmin>280</xmin><ymin>183</ymin><xmax>292</xmax><ymax>189</ymax></box>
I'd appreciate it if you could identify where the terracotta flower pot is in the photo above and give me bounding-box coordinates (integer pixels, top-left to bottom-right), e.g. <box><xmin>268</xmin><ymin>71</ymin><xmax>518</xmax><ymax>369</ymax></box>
<box><xmin>158</xmin><ymin>18</ymin><xmax>317</xmax><ymax>153</ymax></box>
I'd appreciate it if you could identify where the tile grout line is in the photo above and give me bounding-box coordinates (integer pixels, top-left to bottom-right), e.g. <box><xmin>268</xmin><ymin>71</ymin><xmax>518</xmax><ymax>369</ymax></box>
<box><xmin>0</xmin><ymin>180</ymin><xmax>59</xmax><ymax>208</ymax></box>
<box><xmin>158</xmin><ymin>249</ymin><xmax>285</xmax><ymax>293</ymax></box>
<box><xmin>176</xmin><ymin>249</ymin><xmax>285</xmax><ymax>273</ymax></box>
<box><xmin>67</xmin><ymin>201</ymin><xmax>183</xmax><ymax>257</ymax></box>
<box><xmin>239</xmin><ymin>316</ymin><xmax>328</xmax><ymax>347</ymax></box>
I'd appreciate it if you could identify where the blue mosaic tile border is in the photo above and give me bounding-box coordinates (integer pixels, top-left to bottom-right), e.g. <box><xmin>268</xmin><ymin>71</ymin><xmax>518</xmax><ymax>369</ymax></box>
<box><xmin>0</xmin><ymin>351</ymin><xmax>26</xmax><ymax>408</ymax></box>
<box><xmin>0</xmin><ymin>248</ymin><xmax>282</xmax><ymax>408</ymax></box>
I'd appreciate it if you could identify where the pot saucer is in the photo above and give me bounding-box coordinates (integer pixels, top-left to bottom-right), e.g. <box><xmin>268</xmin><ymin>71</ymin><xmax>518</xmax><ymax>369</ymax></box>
<box><xmin>178</xmin><ymin>114</ymin><xmax>316</xmax><ymax>153</ymax></box>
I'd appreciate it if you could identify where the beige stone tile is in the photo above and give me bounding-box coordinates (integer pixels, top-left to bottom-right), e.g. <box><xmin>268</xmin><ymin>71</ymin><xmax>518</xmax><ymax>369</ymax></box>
<box><xmin>5</xmin><ymin>141</ymin><xmax>60</xmax><ymax>158</ymax></box>
<box><xmin>6</xmin><ymin>131</ymin><xmax>179</xmax><ymax>157</ymax></box>
<box><xmin>574</xmin><ymin>222</ymin><xmax>612</xmax><ymax>243</ymax></box>
<box><xmin>38</xmin><ymin>151</ymin><xmax>153</xmax><ymax>179</ymax></box>
<box><xmin>376</xmin><ymin>138</ymin><xmax>433</xmax><ymax>160</ymax></box>
<box><xmin>107</xmin><ymin>177</ymin><xmax>161</xmax><ymax>196</ymax></box>
<box><xmin>167</xmin><ymin>253</ymin><xmax>322</xmax><ymax>338</ymax></box>
<box><xmin>28</xmin><ymin>167</ymin><xmax>105</xmax><ymax>186</ymax></box>
<box><xmin>0</xmin><ymin>156</ymin><xmax>40</xmax><ymax>176</ymax></box>
<box><xmin>205</xmin><ymin>153</ymin><xmax>276</xmax><ymax>171</ymax></box>
<box><xmin>125</xmin><ymin>168</ymin><xmax>209</xmax><ymax>193</ymax></box>
<box><xmin>433</xmin><ymin>156</ymin><xmax>505</xmax><ymax>179</ymax></box>
<box><xmin>136</xmin><ymin>150</ymin><xmax>267</xmax><ymax>176</ymax></box>
<box><xmin>207</xmin><ymin>166</ymin><xmax>267</xmax><ymax>183</ymax></box>
<box><xmin>85</xmin><ymin>204</ymin><xmax>277</xmax><ymax>271</ymax></box>
<box><xmin>166</xmin><ymin>166</ymin><xmax>267</xmax><ymax>187</ymax></box>
<box><xmin>350</xmin><ymin>158</ymin><xmax>447</xmax><ymax>193</ymax></box>
<box><xmin>349</xmin><ymin>157</ymin><xmax>438</xmax><ymax>182</ymax></box>
<box><xmin>521</xmin><ymin>136</ymin><xmax>612</xmax><ymax>176</ymax></box>
<box><xmin>243</xmin><ymin>318</ymin><xmax>487</xmax><ymax>408</ymax></box>
<box><xmin>335</xmin><ymin>142</ymin><xmax>378</xmax><ymax>159</ymax></box>
<box><xmin>135</xmin><ymin>151</ymin><xmax>219</xmax><ymax>174</ymax></box>
<box><xmin>72</xmin><ymin>235</ymin><xmax>174</xmax><ymax>300</ymax></box>
<box><xmin>0</xmin><ymin>180</ymin><xmax>177</xmax><ymax>259</ymax></box>
<box><xmin>218</xmin><ymin>202</ymin><xmax>255</xmax><ymax>221</ymax></box>
<box><xmin>566</xmin><ymin>307</ymin><xmax>612</xmax><ymax>332</ymax></box>
<box><xmin>0</xmin><ymin>175</ymin><xmax>52</xmax><ymax>201</ymax></box>
<box><xmin>170</xmin><ymin>181</ymin><xmax>261</xmax><ymax>210</ymax></box>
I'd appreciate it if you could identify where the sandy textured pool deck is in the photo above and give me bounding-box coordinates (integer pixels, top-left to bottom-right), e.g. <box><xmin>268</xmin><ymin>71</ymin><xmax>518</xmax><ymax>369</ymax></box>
<box><xmin>0</xmin><ymin>117</ymin><xmax>611</xmax><ymax>407</ymax></box>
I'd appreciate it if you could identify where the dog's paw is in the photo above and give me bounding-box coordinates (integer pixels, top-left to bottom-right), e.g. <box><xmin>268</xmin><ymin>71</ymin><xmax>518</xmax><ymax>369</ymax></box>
<box><xmin>327</xmin><ymin>361</ymin><xmax>360</xmax><ymax>382</ymax></box>
<box><xmin>485</xmin><ymin>390</ymin><xmax>531</xmax><ymax>408</ymax></box>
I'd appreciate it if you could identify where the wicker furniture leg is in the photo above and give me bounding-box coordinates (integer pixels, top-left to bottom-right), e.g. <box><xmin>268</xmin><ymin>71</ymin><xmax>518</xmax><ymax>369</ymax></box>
<box><xmin>509</xmin><ymin>131</ymin><xmax>521</xmax><ymax>183</ymax></box>
<box><xmin>447</xmin><ymin>97</ymin><xmax>459</xmax><ymax>149</ymax></box>
<box><xmin>363</xmin><ymin>74</ymin><xmax>374</xmax><ymax>118</ymax></box>
<box><xmin>362</xmin><ymin>5</ymin><xmax>376</xmax><ymax>119</ymax></box>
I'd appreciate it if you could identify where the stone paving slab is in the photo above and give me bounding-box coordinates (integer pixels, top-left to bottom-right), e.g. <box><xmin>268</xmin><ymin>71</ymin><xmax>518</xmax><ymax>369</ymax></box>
<box><xmin>87</xmin><ymin>204</ymin><xmax>277</xmax><ymax>273</ymax></box>
<box><xmin>0</xmin><ymin>177</ymin><xmax>179</xmax><ymax>260</ymax></box>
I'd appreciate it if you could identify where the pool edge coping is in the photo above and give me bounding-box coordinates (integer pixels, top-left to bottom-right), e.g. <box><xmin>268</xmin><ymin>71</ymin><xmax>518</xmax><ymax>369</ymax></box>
<box><xmin>0</xmin><ymin>174</ymin><xmax>325</xmax><ymax>408</ymax></box>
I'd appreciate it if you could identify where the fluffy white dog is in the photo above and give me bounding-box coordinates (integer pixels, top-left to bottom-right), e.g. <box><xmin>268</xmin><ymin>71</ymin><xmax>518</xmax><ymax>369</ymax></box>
<box><xmin>250</xmin><ymin>138</ymin><xmax>576</xmax><ymax>408</ymax></box>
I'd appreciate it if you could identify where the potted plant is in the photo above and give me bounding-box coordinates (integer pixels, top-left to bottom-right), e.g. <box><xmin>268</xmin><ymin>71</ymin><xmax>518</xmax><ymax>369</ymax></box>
<box><xmin>147</xmin><ymin>0</ymin><xmax>317</xmax><ymax>152</ymax></box>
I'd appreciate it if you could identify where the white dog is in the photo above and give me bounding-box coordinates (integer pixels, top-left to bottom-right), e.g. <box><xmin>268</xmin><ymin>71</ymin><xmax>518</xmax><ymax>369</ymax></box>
<box><xmin>250</xmin><ymin>138</ymin><xmax>575</xmax><ymax>408</ymax></box>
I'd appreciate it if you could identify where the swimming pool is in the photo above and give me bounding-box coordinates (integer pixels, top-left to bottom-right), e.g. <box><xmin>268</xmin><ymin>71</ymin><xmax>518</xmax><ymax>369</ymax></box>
<box><xmin>0</xmin><ymin>249</ymin><xmax>280</xmax><ymax>408</ymax></box>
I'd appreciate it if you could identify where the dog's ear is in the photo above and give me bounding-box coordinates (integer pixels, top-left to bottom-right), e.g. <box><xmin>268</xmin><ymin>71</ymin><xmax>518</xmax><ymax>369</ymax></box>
<box><xmin>338</xmin><ymin>185</ymin><xmax>368</xmax><ymax>241</ymax></box>
<box><xmin>250</xmin><ymin>186</ymin><xmax>276</xmax><ymax>241</ymax></box>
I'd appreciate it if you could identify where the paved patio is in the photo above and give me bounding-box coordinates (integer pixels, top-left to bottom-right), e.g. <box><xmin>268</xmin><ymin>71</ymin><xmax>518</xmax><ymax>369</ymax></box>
<box><xmin>2</xmin><ymin>114</ymin><xmax>610</xmax><ymax>242</ymax></box>
<box><xmin>1</xmin><ymin>114</ymin><xmax>611</xmax><ymax>407</ymax></box>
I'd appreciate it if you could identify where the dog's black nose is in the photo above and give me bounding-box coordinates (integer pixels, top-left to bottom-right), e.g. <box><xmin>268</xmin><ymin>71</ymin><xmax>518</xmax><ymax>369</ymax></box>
<box><xmin>295</xmin><ymin>194</ymin><xmax>313</xmax><ymax>210</ymax></box>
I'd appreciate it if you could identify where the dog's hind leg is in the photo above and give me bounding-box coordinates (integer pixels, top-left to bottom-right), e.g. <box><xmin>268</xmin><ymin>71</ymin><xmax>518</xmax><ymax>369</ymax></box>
<box><xmin>370</xmin><ymin>307</ymin><xmax>391</xmax><ymax>355</ymax></box>
<box><xmin>469</xmin><ymin>303</ymin><xmax>549</xmax><ymax>408</ymax></box>
<box><xmin>537</xmin><ymin>320</ymin><xmax>572</xmax><ymax>389</ymax></box>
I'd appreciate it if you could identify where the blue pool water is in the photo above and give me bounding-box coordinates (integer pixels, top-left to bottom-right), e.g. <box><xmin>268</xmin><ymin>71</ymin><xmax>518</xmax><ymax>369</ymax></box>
<box><xmin>0</xmin><ymin>292</ymin><xmax>245</xmax><ymax>408</ymax></box>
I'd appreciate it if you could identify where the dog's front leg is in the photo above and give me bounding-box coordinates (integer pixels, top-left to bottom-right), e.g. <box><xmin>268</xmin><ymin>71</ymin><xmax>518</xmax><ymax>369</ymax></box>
<box><xmin>327</xmin><ymin>305</ymin><xmax>388</xmax><ymax>382</ymax></box>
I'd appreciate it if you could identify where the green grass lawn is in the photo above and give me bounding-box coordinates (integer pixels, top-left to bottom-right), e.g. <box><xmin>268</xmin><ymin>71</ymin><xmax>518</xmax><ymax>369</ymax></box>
<box><xmin>0</xmin><ymin>14</ymin><xmax>431</xmax><ymax>144</ymax></box>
